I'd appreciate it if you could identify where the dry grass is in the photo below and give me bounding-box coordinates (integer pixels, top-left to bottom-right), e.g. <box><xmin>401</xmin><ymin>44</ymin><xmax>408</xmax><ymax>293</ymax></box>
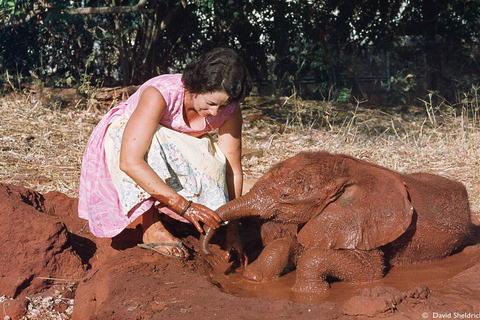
<box><xmin>241</xmin><ymin>95</ymin><xmax>480</xmax><ymax>215</ymax></box>
<box><xmin>0</xmin><ymin>91</ymin><xmax>104</xmax><ymax>197</ymax></box>
<box><xmin>1</xmin><ymin>88</ymin><xmax>479</xmax><ymax>215</ymax></box>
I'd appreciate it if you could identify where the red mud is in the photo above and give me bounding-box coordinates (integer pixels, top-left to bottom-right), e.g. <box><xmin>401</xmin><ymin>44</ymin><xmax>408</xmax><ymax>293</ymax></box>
<box><xmin>1</xmin><ymin>182</ymin><xmax>479</xmax><ymax>320</ymax></box>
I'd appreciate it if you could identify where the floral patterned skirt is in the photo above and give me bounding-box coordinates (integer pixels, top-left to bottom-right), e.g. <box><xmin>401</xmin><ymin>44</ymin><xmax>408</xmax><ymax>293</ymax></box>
<box><xmin>104</xmin><ymin>115</ymin><xmax>229</xmax><ymax>223</ymax></box>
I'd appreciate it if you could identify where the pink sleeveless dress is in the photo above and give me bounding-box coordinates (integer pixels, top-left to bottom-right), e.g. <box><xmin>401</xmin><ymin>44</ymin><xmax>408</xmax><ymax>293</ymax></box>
<box><xmin>78</xmin><ymin>74</ymin><xmax>236</xmax><ymax>238</ymax></box>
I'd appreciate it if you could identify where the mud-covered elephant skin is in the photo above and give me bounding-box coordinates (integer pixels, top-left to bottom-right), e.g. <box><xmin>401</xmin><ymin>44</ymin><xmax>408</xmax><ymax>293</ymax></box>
<box><xmin>200</xmin><ymin>151</ymin><xmax>477</xmax><ymax>294</ymax></box>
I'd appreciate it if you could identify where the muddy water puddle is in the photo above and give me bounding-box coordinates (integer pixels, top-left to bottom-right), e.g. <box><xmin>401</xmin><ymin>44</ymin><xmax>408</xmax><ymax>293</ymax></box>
<box><xmin>212</xmin><ymin>246</ymin><xmax>480</xmax><ymax>304</ymax></box>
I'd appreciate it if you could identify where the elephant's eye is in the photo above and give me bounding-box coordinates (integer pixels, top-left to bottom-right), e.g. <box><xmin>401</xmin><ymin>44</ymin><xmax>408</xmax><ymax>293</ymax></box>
<box><xmin>280</xmin><ymin>193</ymin><xmax>290</xmax><ymax>199</ymax></box>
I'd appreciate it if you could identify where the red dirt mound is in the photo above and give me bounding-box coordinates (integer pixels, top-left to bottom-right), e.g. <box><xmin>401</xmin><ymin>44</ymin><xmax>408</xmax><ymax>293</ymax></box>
<box><xmin>0</xmin><ymin>182</ymin><xmax>479</xmax><ymax>319</ymax></box>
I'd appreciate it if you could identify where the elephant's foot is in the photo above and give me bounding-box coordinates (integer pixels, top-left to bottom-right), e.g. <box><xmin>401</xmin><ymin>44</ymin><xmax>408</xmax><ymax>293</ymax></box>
<box><xmin>243</xmin><ymin>238</ymin><xmax>292</xmax><ymax>282</ymax></box>
<box><xmin>292</xmin><ymin>279</ymin><xmax>330</xmax><ymax>296</ymax></box>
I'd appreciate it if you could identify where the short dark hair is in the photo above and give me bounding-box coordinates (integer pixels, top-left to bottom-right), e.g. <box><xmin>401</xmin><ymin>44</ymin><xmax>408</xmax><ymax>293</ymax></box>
<box><xmin>182</xmin><ymin>48</ymin><xmax>252</xmax><ymax>104</ymax></box>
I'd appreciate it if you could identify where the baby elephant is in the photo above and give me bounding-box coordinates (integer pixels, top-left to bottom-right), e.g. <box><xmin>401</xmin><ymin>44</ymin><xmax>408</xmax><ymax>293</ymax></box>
<box><xmin>200</xmin><ymin>151</ymin><xmax>477</xmax><ymax>294</ymax></box>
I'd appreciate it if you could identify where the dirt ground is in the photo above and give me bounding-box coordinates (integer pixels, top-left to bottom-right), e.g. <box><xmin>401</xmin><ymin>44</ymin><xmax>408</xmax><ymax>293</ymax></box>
<box><xmin>1</xmin><ymin>181</ymin><xmax>480</xmax><ymax>320</ymax></box>
<box><xmin>1</xmin><ymin>88</ymin><xmax>480</xmax><ymax>319</ymax></box>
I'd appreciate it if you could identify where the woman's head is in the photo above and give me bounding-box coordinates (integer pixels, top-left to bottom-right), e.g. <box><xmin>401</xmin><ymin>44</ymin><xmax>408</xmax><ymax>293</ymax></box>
<box><xmin>182</xmin><ymin>48</ymin><xmax>252</xmax><ymax>104</ymax></box>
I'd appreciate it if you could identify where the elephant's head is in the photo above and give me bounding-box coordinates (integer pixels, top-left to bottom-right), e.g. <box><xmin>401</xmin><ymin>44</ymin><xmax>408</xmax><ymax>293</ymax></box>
<box><xmin>200</xmin><ymin>151</ymin><xmax>414</xmax><ymax>255</ymax></box>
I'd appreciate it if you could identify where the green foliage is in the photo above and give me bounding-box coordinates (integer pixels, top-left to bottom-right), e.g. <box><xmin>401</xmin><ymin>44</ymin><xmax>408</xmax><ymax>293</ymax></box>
<box><xmin>383</xmin><ymin>73</ymin><xmax>417</xmax><ymax>105</ymax></box>
<box><xmin>336</xmin><ymin>88</ymin><xmax>352</xmax><ymax>103</ymax></box>
<box><xmin>0</xmin><ymin>0</ymin><xmax>479</xmax><ymax>104</ymax></box>
<box><xmin>1</xmin><ymin>1</ymin><xmax>17</xmax><ymax>15</ymax></box>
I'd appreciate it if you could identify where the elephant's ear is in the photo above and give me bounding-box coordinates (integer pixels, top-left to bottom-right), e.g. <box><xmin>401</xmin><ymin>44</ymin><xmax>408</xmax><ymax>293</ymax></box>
<box><xmin>299</xmin><ymin>161</ymin><xmax>414</xmax><ymax>250</ymax></box>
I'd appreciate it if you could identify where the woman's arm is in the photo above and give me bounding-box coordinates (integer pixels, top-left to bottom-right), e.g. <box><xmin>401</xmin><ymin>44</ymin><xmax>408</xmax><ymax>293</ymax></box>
<box><xmin>119</xmin><ymin>86</ymin><xmax>221</xmax><ymax>232</ymax></box>
<box><xmin>218</xmin><ymin>104</ymin><xmax>243</xmax><ymax>201</ymax></box>
<box><xmin>119</xmin><ymin>86</ymin><xmax>181</xmax><ymax>207</ymax></box>
<box><xmin>218</xmin><ymin>105</ymin><xmax>246</xmax><ymax>264</ymax></box>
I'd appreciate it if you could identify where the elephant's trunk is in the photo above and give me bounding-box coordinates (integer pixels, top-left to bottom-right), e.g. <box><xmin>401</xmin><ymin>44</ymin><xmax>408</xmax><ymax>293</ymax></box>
<box><xmin>199</xmin><ymin>191</ymin><xmax>260</xmax><ymax>256</ymax></box>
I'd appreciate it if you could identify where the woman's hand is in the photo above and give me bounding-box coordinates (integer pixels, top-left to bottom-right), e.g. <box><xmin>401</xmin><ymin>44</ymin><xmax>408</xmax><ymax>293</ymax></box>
<box><xmin>182</xmin><ymin>202</ymin><xmax>222</xmax><ymax>233</ymax></box>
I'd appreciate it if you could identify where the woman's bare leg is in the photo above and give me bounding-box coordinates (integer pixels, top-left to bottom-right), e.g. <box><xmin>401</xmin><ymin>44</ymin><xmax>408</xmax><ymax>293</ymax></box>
<box><xmin>141</xmin><ymin>207</ymin><xmax>189</xmax><ymax>258</ymax></box>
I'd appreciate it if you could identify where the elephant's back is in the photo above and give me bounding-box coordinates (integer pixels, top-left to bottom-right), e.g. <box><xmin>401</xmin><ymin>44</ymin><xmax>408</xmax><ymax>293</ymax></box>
<box><xmin>387</xmin><ymin>172</ymin><xmax>472</xmax><ymax>265</ymax></box>
<box><xmin>403</xmin><ymin>172</ymin><xmax>470</xmax><ymax>224</ymax></box>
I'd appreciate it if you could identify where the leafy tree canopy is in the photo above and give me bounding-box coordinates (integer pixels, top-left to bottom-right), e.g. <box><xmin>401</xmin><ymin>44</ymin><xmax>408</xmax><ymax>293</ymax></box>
<box><xmin>1</xmin><ymin>0</ymin><xmax>479</xmax><ymax>102</ymax></box>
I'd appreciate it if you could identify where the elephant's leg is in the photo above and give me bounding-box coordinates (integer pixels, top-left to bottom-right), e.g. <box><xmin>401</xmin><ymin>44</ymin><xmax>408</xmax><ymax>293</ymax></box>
<box><xmin>293</xmin><ymin>248</ymin><xmax>384</xmax><ymax>294</ymax></box>
<box><xmin>243</xmin><ymin>238</ymin><xmax>292</xmax><ymax>281</ymax></box>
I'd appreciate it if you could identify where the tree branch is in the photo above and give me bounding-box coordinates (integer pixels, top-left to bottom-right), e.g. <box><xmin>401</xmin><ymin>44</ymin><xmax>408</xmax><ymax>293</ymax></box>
<box><xmin>0</xmin><ymin>3</ymin><xmax>45</xmax><ymax>30</ymax></box>
<box><xmin>64</xmin><ymin>0</ymin><xmax>153</xmax><ymax>15</ymax></box>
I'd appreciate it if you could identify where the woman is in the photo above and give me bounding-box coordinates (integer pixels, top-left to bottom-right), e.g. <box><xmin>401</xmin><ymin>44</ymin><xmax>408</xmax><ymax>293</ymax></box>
<box><xmin>78</xmin><ymin>48</ymin><xmax>252</xmax><ymax>258</ymax></box>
